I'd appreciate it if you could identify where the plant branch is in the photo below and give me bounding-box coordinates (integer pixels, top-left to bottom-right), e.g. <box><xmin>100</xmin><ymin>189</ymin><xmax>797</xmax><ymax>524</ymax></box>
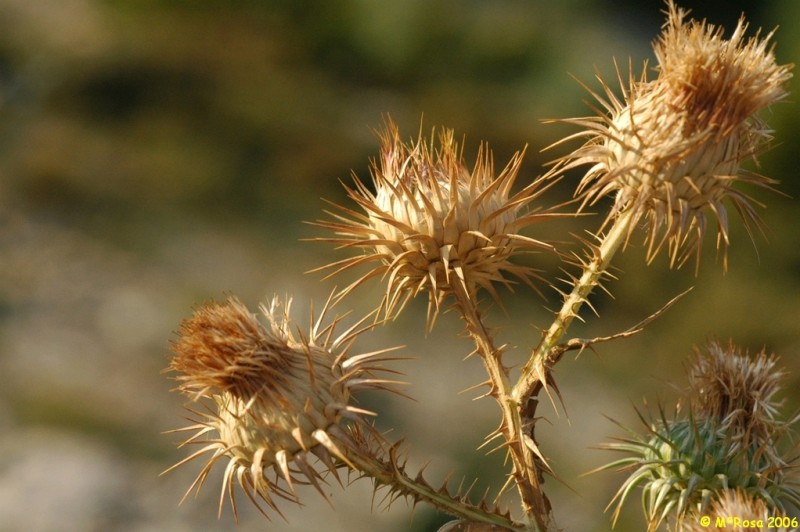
<box><xmin>552</xmin><ymin>285</ymin><xmax>693</xmax><ymax>359</ymax></box>
<box><xmin>341</xmin><ymin>427</ymin><xmax>524</xmax><ymax>529</ymax></box>
<box><xmin>512</xmin><ymin>207</ymin><xmax>636</xmax><ymax>408</ymax></box>
<box><xmin>451</xmin><ymin>275</ymin><xmax>552</xmax><ymax>531</ymax></box>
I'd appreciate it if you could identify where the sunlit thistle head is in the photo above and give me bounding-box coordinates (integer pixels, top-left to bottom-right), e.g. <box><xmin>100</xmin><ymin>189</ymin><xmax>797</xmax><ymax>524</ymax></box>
<box><xmin>552</xmin><ymin>1</ymin><xmax>791</xmax><ymax>270</ymax></box>
<box><xmin>165</xmin><ymin>295</ymin><xmax>401</xmax><ymax>520</ymax></box>
<box><xmin>313</xmin><ymin>118</ymin><xmax>561</xmax><ymax>322</ymax></box>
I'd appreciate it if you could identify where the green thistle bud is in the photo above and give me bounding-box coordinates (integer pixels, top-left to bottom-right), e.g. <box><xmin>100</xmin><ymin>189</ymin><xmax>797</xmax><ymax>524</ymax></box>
<box><xmin>596</xmin><ymin>341</ymin><xmax>799</xmax><ymax>529</ymax></box>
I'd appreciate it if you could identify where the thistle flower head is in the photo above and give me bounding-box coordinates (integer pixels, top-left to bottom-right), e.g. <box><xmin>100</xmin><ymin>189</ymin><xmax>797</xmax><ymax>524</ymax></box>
<box><xmin>597</xmin><ymin>341</ymin><xmax>799</xmax><ymax>529</ymax></box>
<box><xmin>687</xmin><ymin>341</ymin><xmax>786</xmax><ymax>445</ymax></box>
<box><xmin>607</xmin><ymin>416</ymin><xmax>797</xmax><ymax>529</ymax></box>
<box><xmin>654</xmin><ymin>3</ymin><xmax>790</xmax><ymax>136</ymax></box>
<box><xmin>552</xmin><ymin>1</ymin><xmax>792</xmax><ymax>270</ymax></box>
<box><xmin>165</xmin><ymin>295</ymin><xmax>401</xmax><ymax>519</ymax></box>
<box><xmin>312</xmin><ymin>118</ymin><xmax>561</xmax><ymax>322</ymax></box>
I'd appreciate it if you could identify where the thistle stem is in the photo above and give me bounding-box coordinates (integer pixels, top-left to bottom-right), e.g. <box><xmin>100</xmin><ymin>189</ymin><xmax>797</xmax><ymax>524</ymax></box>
<box><xmin>512</xmin><ymin>207</ymin><xmax>636</xmax><ymax>409</ymax></box>
<box><xmin>339</xmin><ymin>432</ymin><xmax>524</xmax><ymax>529</ymax></box>
<box><xmin>451</xmin><ymin>278</ymin><xmax>550</xmax><ymax>531</ymax></box>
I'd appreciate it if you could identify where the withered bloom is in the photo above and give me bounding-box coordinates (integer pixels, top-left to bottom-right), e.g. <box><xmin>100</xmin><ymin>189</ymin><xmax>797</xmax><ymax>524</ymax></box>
<box><xmin>164</xmin><ymin>295</ymin><xmax>401</xmax><ymax>519</ymax></box>
<box><xmin>687</xmin><ymin>340</ymin><xmax>786</xmax><ymax>447</ymax></box>
<box><xmin>551</xmin><ymin>1</ymin><xmax>791</xmax><ymax>269</ymax></box>
<box><xmin>312</xmin><ymin>118</ymin><xmax>562</xmax><ymax>322</ymax></box>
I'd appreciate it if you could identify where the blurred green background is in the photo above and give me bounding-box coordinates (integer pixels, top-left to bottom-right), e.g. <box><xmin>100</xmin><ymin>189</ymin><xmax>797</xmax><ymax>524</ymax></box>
<box><xmin>0</xmin><ymin>1</ymin><xmax>798</xmax><ymax>530</ymax></box>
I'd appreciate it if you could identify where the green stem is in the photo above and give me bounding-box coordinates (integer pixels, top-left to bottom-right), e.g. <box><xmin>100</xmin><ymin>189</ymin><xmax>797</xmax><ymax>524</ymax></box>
<box><xmin>512</xmin><ymin>207</ymin><xmax>636</xmax><ymax>409</ymax></box>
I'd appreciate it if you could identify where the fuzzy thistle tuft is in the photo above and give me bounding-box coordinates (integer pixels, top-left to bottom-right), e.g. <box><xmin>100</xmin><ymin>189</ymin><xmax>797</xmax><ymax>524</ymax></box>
<box><xmin>164</xmin><ymin>295</ymin><xmax>402</xmax><ymax>520</ymax></box>
<box><xmin>687</xmin><ymin>341</ymin><xmax>787</xmax><ymax>449</ymax></box>
<box><xmin>549</xmin><ymin>1</ymin><xmax>792</xmax><ymax>270</ymax></box>
<box><xmin>311</xmin><ymin>118</ymin><xmax>563</xmax><ymax>323</ymax></box>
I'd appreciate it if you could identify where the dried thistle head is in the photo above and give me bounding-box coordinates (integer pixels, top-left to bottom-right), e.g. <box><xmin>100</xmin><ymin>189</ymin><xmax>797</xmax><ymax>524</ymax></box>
<box><xmin>312</xmin><ymin>118</ymin><xmax>562</xmax><ymax>322</ymax></box>
<box><xmin>164</xmin><ymin>295</ymin><xmax>401</xmax><ymax>519</ymax></box>
<box><xmin>169</xmin><ymin>297</ymin><xmax>290</xmax><ymax>401</ymax></box>
<box><xmin>551</xmin><ymin>1</ymin><xmax>792</xmax><ymax>270</ymax></box>
<box><xmin>596</xmin><ymin>341</ymin><xmax>800</xmax><ymax>529</ymax></box>
<box><xmin>687</xmin><ymin>341</ymin><xmax>786</xmax><ymax>446</ymax></box>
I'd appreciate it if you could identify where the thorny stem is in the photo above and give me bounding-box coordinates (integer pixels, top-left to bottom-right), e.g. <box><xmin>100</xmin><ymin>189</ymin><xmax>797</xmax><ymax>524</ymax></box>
<box><xmin>340</xmin><ymin>432</ymin><xmax>524</xmax><ymax>529</ymax></box>
<box><xmin>451</xmin><ymin>277</ymin><xmax>551</xmax><ymax>532</ymax></box>
<box><xmin>512</xmin><ymin>207</ymin><xmax>636</xmax><ymax>417</ymax></box>
<box><xmin>501</xmin><ymin>207</ymin><xmax>635</xmax><ymax>530</ymax></box>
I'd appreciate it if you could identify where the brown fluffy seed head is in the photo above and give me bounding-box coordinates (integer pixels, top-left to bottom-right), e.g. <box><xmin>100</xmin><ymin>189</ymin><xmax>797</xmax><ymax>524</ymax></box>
<box><xmin>654</xmin><ymin>2</ymin><xmax>790</xmax><ymax>139</ymax></box>
<box><xmin>313</xmin><ymin>118</ymin><xmax>560</xmax><ymax>321</ymax></box>
<box><xmin>687</xmin><ymin>340</ymin><xmax>785</xmax><ymax>445</ymax></box>
<box><xmin>166</xmin><ymin>295</ymin><xmax>401</xmax><ymax>519</ymax></box>
<box><xmin>552</xmin><ymin>1</ymin><xmax>791</xmax><ymax>270</ymax></box>
<box><xmin>170</xmin><ymin>297</ymin><xmax>291</xmax><ymax>401</ymax></box>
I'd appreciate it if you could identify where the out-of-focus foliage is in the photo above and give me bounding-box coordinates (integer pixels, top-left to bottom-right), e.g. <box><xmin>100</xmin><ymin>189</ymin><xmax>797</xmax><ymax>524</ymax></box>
<box><xmin>0</xmin><ymin>1</ymin><xmax>796</xmax><ymax>530</ymax></box>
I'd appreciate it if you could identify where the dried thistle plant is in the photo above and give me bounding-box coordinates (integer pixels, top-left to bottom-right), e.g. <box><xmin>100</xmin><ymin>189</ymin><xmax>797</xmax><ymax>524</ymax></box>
<box><xmin>164</xmin><ymin>295</ymin><xmax>521</xmax><ymax>528</ymax></box>
<box><xmin>511</xmin><ymin>4</ymin><xmax>792</xmax><ymax>504</ymax></box>
<box><xmin>311</xmin><ymin>118</ymin><xmax>569</xmax><ymax>529</ymax></box>
<box><xmin>163</xmin><ymin>2</ymin><xmax>795</xmax><ymax>531</ymax></box>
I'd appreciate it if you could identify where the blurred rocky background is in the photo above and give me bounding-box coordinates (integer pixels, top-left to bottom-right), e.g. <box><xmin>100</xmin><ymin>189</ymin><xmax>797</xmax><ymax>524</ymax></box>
<box><xmin>0</xmin><ymin>1</ymin><xmax>797</xmax><ymax>530</ymax></box>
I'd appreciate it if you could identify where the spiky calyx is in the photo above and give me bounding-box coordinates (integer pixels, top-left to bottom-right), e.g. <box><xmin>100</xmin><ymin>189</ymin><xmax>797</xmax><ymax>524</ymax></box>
<box><xmin>551</xmin><ymin>1</ymin><xmax>791</xmax><ymax>269</ymax></box>
<box><xmin>597</xmin><ymin>342</ymin><xmax>799</xmax><ymax>529</ymax></box>
<box><xmin>165</xmin><ymin>295</ymin><xmax>402</xmax><ymax>519</ymax></box>
<box><xmin>604</xmin><ymin>416</ymin><xmax>797</xmax><ymax>530</ymax></box>
<box><xmin>312</xmin><ymin>118</ymin><xmax>562</xmax><ymax>321</ymax></box>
